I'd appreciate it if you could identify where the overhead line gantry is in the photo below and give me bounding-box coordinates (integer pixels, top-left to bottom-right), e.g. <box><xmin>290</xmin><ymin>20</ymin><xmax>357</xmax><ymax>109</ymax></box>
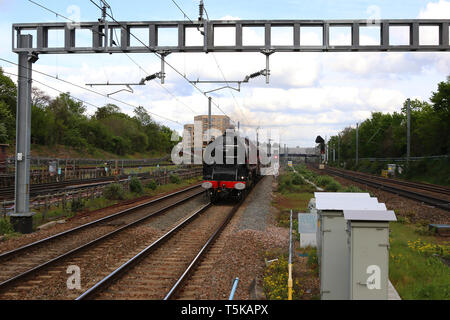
<box><xmin>10</xmin><ymin>18</ymin><xmax>450</xmax><ymax>233</ymax></box>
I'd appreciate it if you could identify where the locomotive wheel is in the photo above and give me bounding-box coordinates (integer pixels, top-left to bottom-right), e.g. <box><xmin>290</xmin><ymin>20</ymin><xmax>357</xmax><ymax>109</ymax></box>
<box><xmin>238</xmin><ymin>189</ymin><xmax>247</xmax><ymax>202</ymax></box>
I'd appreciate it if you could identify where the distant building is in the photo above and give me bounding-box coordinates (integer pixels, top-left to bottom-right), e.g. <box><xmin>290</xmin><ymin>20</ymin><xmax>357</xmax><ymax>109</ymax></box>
<box><xmin>184</xmin><ymin>115</ymin><xmax>233</xmax><ymax>147</ymax></box>
<box><xmin>280</xmin><ymin>147</ymin><xmax>316</xmax><ymax>156</ymax></box>
<box><xmin>183</xmin><ymin>123</ymin><xmax>195</xmax><ymax>148</ymax></box>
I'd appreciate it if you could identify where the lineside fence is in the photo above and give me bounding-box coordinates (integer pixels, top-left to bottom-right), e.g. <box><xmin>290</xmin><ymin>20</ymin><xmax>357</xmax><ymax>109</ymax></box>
<box><xmin>1</xmin><ymin>167</ymin><xmax>202</xmax><ymax>218</ymax></box>
<box><xmin>0</xmin><ymin>156</ymin><xmax>173</xmax><ymax>187</ymax></box>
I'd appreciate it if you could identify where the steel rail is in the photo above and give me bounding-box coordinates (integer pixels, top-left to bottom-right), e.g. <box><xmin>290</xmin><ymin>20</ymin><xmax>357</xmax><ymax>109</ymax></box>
<box><xmin>323</xmin><ymin>168</ymin><xmax>450</xmax><ymax>211</ymax></box>
<box><xmin>0</xmin><ymin>184</ymin><xmax>201</xmax><ymax>262</ymax></box>
<box><xmin>76</xmin><ymin>202</ymin><xmax>212</xmax><ymax>300</ymax></box>
<box><xmin>0</xmin><ymin>186</ymin><xmax>204</xmax><ymax>291</ymax></box>
<box><xmin>163</xmin><ymin>201</ymin><xmax>243</xmax><ymax>300</ymax></box>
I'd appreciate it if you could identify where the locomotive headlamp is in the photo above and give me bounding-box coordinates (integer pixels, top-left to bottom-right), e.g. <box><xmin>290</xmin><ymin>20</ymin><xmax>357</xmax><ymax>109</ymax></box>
<box><xmin>202</xmin><ymin>182</ymin><xmax>213</xmax><ymax>189</ymax></box>
<box><xmin>234</xmin><ymin>183</ymin><xmax>245</xmax><ymax>190</ymax></box>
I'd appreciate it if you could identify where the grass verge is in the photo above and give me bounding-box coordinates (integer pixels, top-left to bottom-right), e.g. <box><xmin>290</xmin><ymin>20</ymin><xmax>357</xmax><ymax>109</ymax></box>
<box><xmin>389</xmin><ymin>222</ymin><xmax>449</xmax><ymax>300</ymax></box>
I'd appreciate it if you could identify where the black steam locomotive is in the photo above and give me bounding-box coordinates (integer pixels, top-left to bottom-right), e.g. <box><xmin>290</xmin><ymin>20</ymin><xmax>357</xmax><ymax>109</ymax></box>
<box><xmin>202</xmin><ymin>130</ymin><xmax>267</xmax><ymax>202</ymax></box>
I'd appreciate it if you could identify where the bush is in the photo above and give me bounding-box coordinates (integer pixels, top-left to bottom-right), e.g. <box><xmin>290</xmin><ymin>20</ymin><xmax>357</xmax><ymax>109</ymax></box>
<box><xmin>169</xmin><ymin>174</ymin><xmax>181</xmax><ymax>184</ymax></box>
<box><xmin>71</xmin><ymin>198</ymin><xmax>85</xmax><ymax>212</ymax></box>
<box><xmin>103</xmin><ymin>183</ymin><xmax>126</xmax><ymax>200</ymax></box>
<box><xmin>325</xmin><ymin>180</ymin><xmax>341</xmax><ymax>192</ymax></box>
<box><xmin>0</xmin><ymin>218</ymin><xmax>14</xmax><ymax>235</ymax></box>
<box><xmin>291</xmin><ymin>173</ymin><xmax>304</xmax><ymax>186</ymax></box>
<box><xmin>315</xmin><ymin>175</ymin><xmax>334</xmax><ymax>188</ymax></box>
<box><xmin>129</xmin><ymin>177</ymin><xmax>144</xmax><ymax>194</ymax></box>
<box><xmin>146</xmin><ymin>179</ymin><xmax>158</xmax><ymax>190</ymax></box>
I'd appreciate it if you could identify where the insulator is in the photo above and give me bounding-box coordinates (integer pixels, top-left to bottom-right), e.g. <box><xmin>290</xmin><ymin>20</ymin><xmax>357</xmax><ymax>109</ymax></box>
<box><xmin>198</xmin><ymin>0</ymin><xmax>204</xmax><ymax>21</ymax></box>
<box><xmin>101</xmin><ymin>6</ymin><xmax>107</xmax><ymax>21</ymax></box>
<box><xmin>145</xmin><ymin>74</ymin><xmax>157</xmax><ymax>81</ymax></box>
<box><xmin>249</xmin><ymin>70</ymin><xmax>265</xmax><ymax>79</ymax></box>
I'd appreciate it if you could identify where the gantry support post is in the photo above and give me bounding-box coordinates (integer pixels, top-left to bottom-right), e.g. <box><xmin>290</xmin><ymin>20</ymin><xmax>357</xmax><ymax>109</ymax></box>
<box><xmin>158</xmin><ymin>50</ymin><xmax>171</xmax><ymax>84</ymax></box>
<box><xmin>11</xmin><ymin>35</ymin><xmax>36</xmax><ymax>234</ymax></box>
<box><xmin>261</xmin><ymin>50</ymin><xmax>274</xmax><ymax>84</ymax></box>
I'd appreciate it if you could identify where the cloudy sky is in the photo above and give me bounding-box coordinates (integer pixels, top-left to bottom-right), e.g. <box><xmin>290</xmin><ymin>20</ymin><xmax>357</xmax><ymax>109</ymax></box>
<box><xmin>0</xmin><ymin>0</ymin><xmax>449</xmax><ymax>147</ymax></box>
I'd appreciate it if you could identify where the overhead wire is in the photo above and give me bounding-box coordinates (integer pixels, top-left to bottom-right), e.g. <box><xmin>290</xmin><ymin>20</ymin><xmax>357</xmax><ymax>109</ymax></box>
<box><xmin>20</xmin><ymin>1</ymin><xmax>184</xmax><ymax>126</ymax></box>
<box><xmin>2</xmin><ymin>70</ymin><xmax>101</xmax><ymax>109</ymax></box>
<box><xmin>0</xmin><ymin>57</ymin><xmax>181</xmax><ymax>125</ymax></box>
<box><xmin>27</xmin><ymin>0</ymin><xmax>104</xmax><ymax>38</ymax></box>
<box><xmin>169</xmin><ymin>0</ymin><xmax>250</xmax><ymax>127</ymax></box>
<box><xmin>107</xmin><ymin>7</ymin><xmax>197</xmax><ymax>115</ymax></box>
<box><xmin>89</xmin><ymin>0</ymin><xmax>234</xmax><ymax>124</ymax></box>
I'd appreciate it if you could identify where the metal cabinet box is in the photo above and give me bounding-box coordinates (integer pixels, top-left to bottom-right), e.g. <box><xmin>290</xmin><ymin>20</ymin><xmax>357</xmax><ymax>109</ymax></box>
<box><xmin>314</xmin><ymin>192</ymin><xmax>388</xmax><ymax>300</ymax></box>
<box><xmin>344</xmin><ymin>210</ymin><xmax>396</xmax><ymax>300</ymax></box>
<box><xmin>319</xmin><ymin>210</ymin><xmax>349</xmax><ymax>300</ymax></box>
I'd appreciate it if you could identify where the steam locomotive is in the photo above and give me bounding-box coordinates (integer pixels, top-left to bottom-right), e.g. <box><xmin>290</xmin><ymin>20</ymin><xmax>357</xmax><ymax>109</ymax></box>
<box><xmin>201</xmin><ymin>130</ymin><xmax>268</xmax><ymax>202</ymax></box>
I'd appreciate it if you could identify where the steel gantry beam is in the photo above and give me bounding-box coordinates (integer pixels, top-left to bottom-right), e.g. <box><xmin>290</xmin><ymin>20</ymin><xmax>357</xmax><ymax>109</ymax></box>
<box><xmin>12</xmin><ymin>19</ymin><xmax>450</xmax><ymax>54</ymax></box>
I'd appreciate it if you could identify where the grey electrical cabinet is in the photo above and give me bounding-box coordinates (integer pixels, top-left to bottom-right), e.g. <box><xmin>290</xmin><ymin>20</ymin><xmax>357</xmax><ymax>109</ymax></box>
<box><xmin>344</xmin><ymin>210</ymin><xmax>397</xmax><ymax>300</ymax></box>
<box><xmin>318</xmin><ymin>209</ymin><xmax>349</xmax><ymax>300</ymax></box>
<box><xmin>314</xmin><ymin>193</ymin><xmax>387</xmax><ymax>300</ymax></box>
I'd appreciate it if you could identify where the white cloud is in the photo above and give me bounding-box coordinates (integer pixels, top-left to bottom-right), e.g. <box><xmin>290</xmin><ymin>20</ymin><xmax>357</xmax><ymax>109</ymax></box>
<box><xmin>418</xmin><ymin>0</ymin><xmax>450</xmax><ymax>18</ymax></box>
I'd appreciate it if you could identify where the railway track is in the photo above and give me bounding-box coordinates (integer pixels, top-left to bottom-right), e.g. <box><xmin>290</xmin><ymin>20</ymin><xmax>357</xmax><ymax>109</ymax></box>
<box><xmin>326</xmin><ymin>167</ymin><xmax>450</xmax><ymax>196</ymax></box>
<box><xmin>0</xmin><ymin>184</ymin><xmax>205</xmax><ymax>299</ymax></box>
<box><xmin>76</xmin><ymin>200</ymin><xmax>241</xmax><ymax>300</ymax></box>
<box><xmin>319</xmin><ymin>166</ymin><xmax>450</xmax><ymax>211</ymax></box>
<box><xmin>0</xmin><ymin>176</ymin><xmax>115</xmax><ymax>199</ymax></box>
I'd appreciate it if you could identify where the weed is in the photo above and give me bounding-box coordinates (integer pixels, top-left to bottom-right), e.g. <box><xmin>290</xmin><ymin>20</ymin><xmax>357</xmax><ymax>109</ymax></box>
<box><xmin>146</xmin><ymin>179</ymin><xmax>158</xmax><ymax>190</ymax></box>
<box><xmin>103</xmin><ymin>183</ymin><xmax>126</xmax><ymax>200</ymax></box>
<box><xmin>129</xmin><ymin>177</ymin><xmax>144</xmax><ymax>194</ymax></box>
<box><xmin>71</xmin><ymin>198</ymin><xmax>85</xmax><ymax>213</ymax></box>
<box><xmin>263</xmin><ymin>255</ymin><xmax>304</xmax><ymax>300</ymax></box>
<box><xmin>0</xmin><ymin>218</ymin><xmax>14</xmax><ymax>235</ymax></box>
<box><xmin>169</xmin><ymin>174</ymin><xmax>181</xmax><ymax>184</ymax></box>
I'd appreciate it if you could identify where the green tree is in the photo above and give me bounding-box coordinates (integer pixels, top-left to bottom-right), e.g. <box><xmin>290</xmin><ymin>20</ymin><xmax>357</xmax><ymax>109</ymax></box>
<box><xmin>94</xmin><ymin>104</ymin><xmax>121</xmax><ymax>120</ymax></box>
<box><xmin>0</xmin><ymin>68</ymin><xmax>17</xmax><ymax>117</ymax></box>
<box><xmin>0</xmin><ymin>101</ymin><xmax>14</xmax><ymax>142</ymax></box>
<box><xmin>431</xmin><ymin>76</ymin><xmax>450</xmax><ymax>116</ymax></box>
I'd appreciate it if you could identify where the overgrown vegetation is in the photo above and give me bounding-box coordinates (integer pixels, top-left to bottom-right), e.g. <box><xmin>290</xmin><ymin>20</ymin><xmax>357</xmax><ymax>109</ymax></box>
<box><xmin>103</xmin><ymin>183</ymin><xmax>126</xmax><ymax>200</ymax></box>
<box><xmin>263</xmin><ymin>254</ymin><xmax>303</xmax><ymax>300</ymax></box>
<box><xmin>0</xmin><ymin>217</ymin><xmax>14</xmax><ymax>235</ymax></box>
<box><xmin>169</xmin><ymin>174</ymin><xmax>181</xmax><ymax>184</ymax></box>
<box><xmin>129</xmin><ymin>177</ymin><xmax>144</xmax><ymax>194</ymax></box>
<box><xmin>293</xmin><ymin>164</ymin><xmax>364</xmax><ymax>193</ymax></box>
<box><xmin>326</xmin><ymin>76</ymin><xmax>450</xmax><ymax>185</ymax></box>
<box><xmin>306</xmin><ymin>247</ymin><xmax>319</xmax><ymax>276</ymax></box>
<box><xmin>389</xmin><ymin>222</ymin><xmax>450</xmax><ymax>299</ymax></box>
<box><xmin>0</xmin><ymin>68</ymin><xmax>178</xmax><ymax>156</ymax></box>
<box><xmin>145</xmin><ymin>179</ymin><xmax>158</xmax><ymax>190</ymax></box>
<box><xmin>70</xmin><ymin>198</ymin><xmax>85</xmax><ymax>213</ymax></box>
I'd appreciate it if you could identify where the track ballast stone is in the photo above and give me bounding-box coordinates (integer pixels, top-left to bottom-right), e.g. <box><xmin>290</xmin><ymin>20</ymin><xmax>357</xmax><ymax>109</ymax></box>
<box><xmin>237</xmin><ymin>176</ymin><xmax>274</xmax><ymax>231</ymax></box>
